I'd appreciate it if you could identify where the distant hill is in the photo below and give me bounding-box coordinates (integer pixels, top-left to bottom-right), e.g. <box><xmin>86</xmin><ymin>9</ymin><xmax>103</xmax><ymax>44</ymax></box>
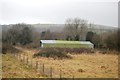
<box><xmin>1</xmin><ymin>24</ymin><xmax>13</xmax><ymax>31</ymax></box>
<box><xmin>88</xmin><ymin>24</ymin><xmax>117</xmax><ymax>34</ymax></box>
<box><xmin>33</xmin><ymin>24</ymin><xmax>65</xmax><ymax>32</ymax></box>
<box><xmin>32</xmin><ymin>24</ymin><xmax>117</xmax><ymax>34</ymax></box>
<box><xmin>1</xmin><ymin>24</ymin><xmax>117</xmax><ymax>34</ymax></box>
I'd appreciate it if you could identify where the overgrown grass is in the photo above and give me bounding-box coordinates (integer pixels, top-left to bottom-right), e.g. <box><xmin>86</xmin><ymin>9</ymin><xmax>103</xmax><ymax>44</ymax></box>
<box><xmin>2</xmin><ymin>53</ymin><xmax>42</xmax><ymax>78</ymax></box>
<box><xmin>2</xmin><ymin>46</ymin><xmax>118</xmax><ymax>78</ymax></box>
<box><xmin>35</xmin><ymin>53</ymin><xmax>118</xmax><ymax>78</ymax></box>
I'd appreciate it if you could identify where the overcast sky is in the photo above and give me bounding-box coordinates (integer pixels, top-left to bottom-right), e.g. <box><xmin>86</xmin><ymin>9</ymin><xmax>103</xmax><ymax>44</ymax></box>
<box><xmin>0</xmin><ymin>0</ymin><xmax>119</xmax><ymax>27</ymax></box>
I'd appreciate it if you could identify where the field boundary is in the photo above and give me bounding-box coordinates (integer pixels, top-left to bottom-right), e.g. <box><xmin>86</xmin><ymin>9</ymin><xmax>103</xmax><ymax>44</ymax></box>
<box><xmin>12</xmin><ymin>53</ymin><xmax>74</xmax><ymax>78</ymax></box>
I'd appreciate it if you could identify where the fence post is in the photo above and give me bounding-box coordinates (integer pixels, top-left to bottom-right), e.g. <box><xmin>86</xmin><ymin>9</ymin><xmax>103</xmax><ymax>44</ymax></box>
<box><xmin>31</xmin><ymin>59</ymin><xmax>33</xmax><ymax>68</ymax></box>
<box><xmin>23</xmin><ymin>55</ymin><xmax>25</xmax><ymax>63</ymax></box>
<box><xmin>43</xmin><ymin>64</ymin><xmax>44</xmax><ymax>75</ymax></box>
<box><xmin>60</xmin><ymin>69</ymin><xmax>62</xmax><ymax>78</ymax></box>
<box><xmin>36</xmin><ymin>61</ymin><xmax>38</xmax><ymax>72</ymax></box>
<box><xmin>19</xmin><ymin>54</ymin><xmax>21</xmax><ymax>61</ymax></box>
<box><xmin>26</xmin><ymin>57</ymin><xmax>28</xmax><ymax>65</ymax></box>
<box><xmin>73</xmin><ymin>75</ymin><xmax>74</xmax><ymax>80</ymax></box>
<box><xmin>23</xmin><ymin>55</ymin><xmax>26</xmax><ymax>63</ymax></box>
<box><xmin>50</xmin><ymin>66</ymin><xmax>52</xmax><ymax>78</ymax></box>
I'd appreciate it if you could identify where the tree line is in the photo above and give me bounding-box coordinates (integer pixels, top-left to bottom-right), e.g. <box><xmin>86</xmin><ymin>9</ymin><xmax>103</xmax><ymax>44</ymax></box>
<box><xmin>2</xmin><ymin>18</ymin><xmax>119</xmax><ymax>50</ymax></box>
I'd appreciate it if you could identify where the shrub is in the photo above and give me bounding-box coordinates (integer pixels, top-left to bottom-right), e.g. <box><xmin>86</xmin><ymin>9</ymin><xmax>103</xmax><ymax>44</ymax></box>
<box><xmin>2</xmin><ymin>43</ymin><xmax>21</xmax><ymax>54</ymax></box>
<box><xmin>24</xmin><ymin>42</ymin><xmax>40</xmax><ymax>49</ymax></box>
<box><xmin>33</xmin><ymin>48</ymin><xmax>72</xmax><ymax>59</ymax></box>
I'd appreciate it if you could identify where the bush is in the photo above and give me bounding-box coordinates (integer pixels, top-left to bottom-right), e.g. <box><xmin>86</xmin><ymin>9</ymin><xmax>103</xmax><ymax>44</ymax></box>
<box><xmin>33</xmin><ymin>48</ymin><xmax>95</xmax><ymax>59</ymax></box>
<box><xmin>24</xmin><ymin>43</ymin><xmax>40</xmax><ymax>49</ymax></box>
<box><xmin>33</xmin><ymin>48</ymin><xmax>72</xmax><ymax>59</ymax></box>
<box><xmin>2</xmin><ymin>44</ymin><xmax>21</xmax><ymax>54</ymax></box>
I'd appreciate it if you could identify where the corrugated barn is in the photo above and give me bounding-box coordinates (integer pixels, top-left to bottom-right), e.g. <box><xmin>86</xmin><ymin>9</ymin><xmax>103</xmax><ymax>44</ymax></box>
<box><xmin>40</xmin><ymin>40</ymin><xmax>94</xmax><ymax>48</ymax></box>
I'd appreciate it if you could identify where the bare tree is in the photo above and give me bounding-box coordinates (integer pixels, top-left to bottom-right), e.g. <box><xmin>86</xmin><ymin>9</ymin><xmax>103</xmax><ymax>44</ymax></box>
<box><xmin>64</xmin><ymin>18</ymin><xmax>88</xmax><ymax>41</ymax></box>
<box><xmin>105</xmin><ymin>30</ymin><xmax>118</xmax><ymax>50</ymax></box>
<box><xmin>92</xmin><ymin>33</ymin><xmax>101</xmax><ymax>48</ymax></box>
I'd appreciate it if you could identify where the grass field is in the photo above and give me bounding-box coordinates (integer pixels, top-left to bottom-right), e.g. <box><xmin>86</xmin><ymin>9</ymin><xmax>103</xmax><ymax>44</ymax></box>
<box><xmin>34</xmin><ymin>53</ymin><xmax>118</xmax><ymax>78</ymax></box>
<box><xmin>2</xmin><ymin>53</ymin><xmax>42</xmax><ymax>78</ymax></box>
<box><xmin>2</xmin><ymin>46</ymin><xmax>118</xmax><ymax>78</ymax></box>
